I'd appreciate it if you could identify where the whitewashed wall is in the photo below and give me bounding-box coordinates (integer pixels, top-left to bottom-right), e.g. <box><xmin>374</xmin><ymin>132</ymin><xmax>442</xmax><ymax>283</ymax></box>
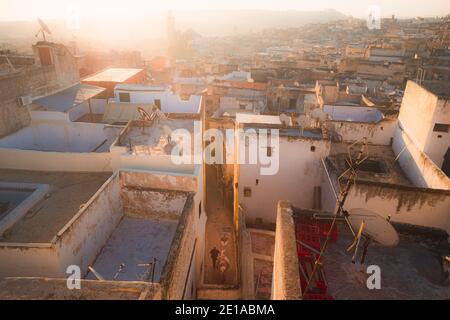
<box><xmin>393</xmin><ymin>126</ymin><xmax>450</xmax><ymax>190</ymax></box>
<box><xmin>327</xmin><ymin>118</ymin><xmax>396</xmax><ymax>145</ymax></box>
<box><xmin>238</xmin><ymin>136</ymin><xmax>331</xmax><ymax>223</ymax></box>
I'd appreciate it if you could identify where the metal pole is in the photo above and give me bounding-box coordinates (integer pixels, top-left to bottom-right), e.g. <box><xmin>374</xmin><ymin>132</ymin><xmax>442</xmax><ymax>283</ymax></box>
<box><xmin>302</xmin><ymin>140</ymin><xmax>367</xmax><ymax>299</ymax></box>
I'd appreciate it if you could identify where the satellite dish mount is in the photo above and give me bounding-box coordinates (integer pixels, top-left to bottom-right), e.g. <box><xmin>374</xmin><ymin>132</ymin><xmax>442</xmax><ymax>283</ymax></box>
<box><xmin>36</xmin><ymin>18</ymin><xmax>52</xmax><ymax>41</ymax></box>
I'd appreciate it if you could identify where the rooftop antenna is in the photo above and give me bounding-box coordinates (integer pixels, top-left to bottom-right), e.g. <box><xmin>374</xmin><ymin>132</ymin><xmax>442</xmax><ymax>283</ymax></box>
<box><xmin>88</xmin><ymin>266</ymin><xmax>105</xmax><ymax>281</ymax></box>
<box><xmin>301</xmin><ymin>138</ymin><xmax>398</xmax><ymax>299</ymax></box>
<box><xmin>36</xmin><ymin>18</ymin><xmax>52</xmax><ymax>41</ymax></box>
<box><xmin>113</xmin><ymin>263</ymin><xmax>126</xmax><ymax>281</ymax></box>
<box><xmin>138</xmin><ymin>258</ymin><xmax>157</xmax><ymax>282</ymax></box>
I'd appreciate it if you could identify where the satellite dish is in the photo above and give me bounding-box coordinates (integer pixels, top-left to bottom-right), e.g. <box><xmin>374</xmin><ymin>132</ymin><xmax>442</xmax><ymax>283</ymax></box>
<box><xmin>279</xmin><ymin>113</ymin><xmax>291</xmax><ymax>126</ymax></box>
<box><xmin>36</xmin><ymin>18</ymin><xmax>52</xmax><ymax>41</ymax></box>
<box><xmin>311</xmin><ymin>108</ymin><xmax>328</xmax><ymax>122</ymax></box>
<box><xmin>296</xmin><ymin>114</ymin><xmax>310</xmax><ymax>127</ymax></box>
<box><xmin>348</xmin><ymin>208</ymin><xmax>399</xmax><ymax>247</ymax></box>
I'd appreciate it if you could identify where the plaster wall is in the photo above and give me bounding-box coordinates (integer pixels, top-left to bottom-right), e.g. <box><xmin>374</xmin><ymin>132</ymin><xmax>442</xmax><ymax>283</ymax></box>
<box><xmin>238</xmin><ymin>135</ymin><xmax>330</xmax><ymax>224</ymax></box>
<box><xmin>392</xmin><ymin>126</ymin><xmax>450</xmax><ymax>190</ymax></box>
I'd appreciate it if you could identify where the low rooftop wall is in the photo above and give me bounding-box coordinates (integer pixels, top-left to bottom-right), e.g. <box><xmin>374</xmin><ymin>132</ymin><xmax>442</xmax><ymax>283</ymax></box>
<box><xmin>272</xmin><ymin>201</ymin><xmax>301</xmax><ymax>300</ymax></box>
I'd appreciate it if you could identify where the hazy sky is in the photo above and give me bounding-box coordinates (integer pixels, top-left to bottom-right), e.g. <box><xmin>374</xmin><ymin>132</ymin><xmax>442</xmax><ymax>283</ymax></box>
<box><xmin>1</xmin><ymin>0</ymin><xmax>450</xmax><ymax>21</ymax></box>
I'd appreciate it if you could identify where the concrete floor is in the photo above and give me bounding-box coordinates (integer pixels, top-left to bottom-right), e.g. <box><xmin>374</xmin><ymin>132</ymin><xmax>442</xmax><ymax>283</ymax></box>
<box><xmin>0</xmin><ymin>169</ymin><xmax>111</xmax><ymax>243</ymax></box>
<box><xmin>203</xmin><ymin>164</ymin><xmax>238</xmax><ymax>286</ymax></box>
<box><xmin>86</xmin><ymin>217</ymin><xmax>178</xmax><ymax>282</ymax></box>
<box><xmin>324</xmin><ymin>226</ymin><xmax>450</xmax><ymax>299</ymax></box>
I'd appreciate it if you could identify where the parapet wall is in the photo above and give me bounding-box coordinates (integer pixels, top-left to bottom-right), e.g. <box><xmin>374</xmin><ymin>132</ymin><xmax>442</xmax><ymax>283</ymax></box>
<box><xmin>393</xmin><ymin>126</ymin><xmax>450</xmax><ymax>190</ymax></box>
<box><xmin>327</xmin><ymin>117</ymin><xmax>397</xmax><ymax>145</ymax></box>
<box><xmin>346</xmin><ymin>181</ymin><xmax>450</xmax><ymax>237</ymax></box>
<box><xmin>272</xmin><ymin>201</ymin><xmax>301</xmax><ymax>300</ymax></box>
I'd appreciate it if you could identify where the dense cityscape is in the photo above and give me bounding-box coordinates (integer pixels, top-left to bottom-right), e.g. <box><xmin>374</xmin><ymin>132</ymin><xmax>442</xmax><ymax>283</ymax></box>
<box><xmin>0</xmin><ymin>1</ymin><xmax>449</xmax><ymax>306</ymax></box>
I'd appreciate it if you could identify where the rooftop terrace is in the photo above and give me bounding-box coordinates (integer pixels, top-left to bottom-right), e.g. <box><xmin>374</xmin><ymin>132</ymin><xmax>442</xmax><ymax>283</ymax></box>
<box><xmin>0</xmin><ymin>169</ymin><xmax>110</xmax><ymax>243</ymax></box>
<box><xmin>116</xmin><ymin>119</ymin><xmax>196</xmax><ymax>157</ymax></box>
<box><xmin>327</xmin><ymin>143</ymin><xmax>413</xmax><ymax>186</ymax></box>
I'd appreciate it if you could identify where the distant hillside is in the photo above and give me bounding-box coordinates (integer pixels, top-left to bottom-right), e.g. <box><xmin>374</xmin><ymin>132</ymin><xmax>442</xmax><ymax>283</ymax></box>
<box><xmin>175</xmin><ymin>9</ymin><xmax>348</xmax><ymax>36</ymax></box>
<box><xmin>0</xmin><ymin>9</ymin><xmax>347</xmax><ymax>52</ymax></box>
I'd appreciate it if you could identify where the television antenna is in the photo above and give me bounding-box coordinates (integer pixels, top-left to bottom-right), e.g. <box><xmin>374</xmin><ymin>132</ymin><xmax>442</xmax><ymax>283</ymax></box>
<box><xmin>138</xmin><ymin>258</ymin><xmax>158</xmax><ymax>283</ymax></box>
<box><xmin>301</xmin><ymin>138</ymin><xmax>399</xmax><ymax>299</ymax></box>
<box><xmin>35</xmin><ymin>18</ymin><xmax>52</xmax><ymax>41</ymax></box>
<box><xmin>87</xmin><ymin>266</ymin><xmax>105</xmax><ymax>281</ymax></box>
<box><xmin>113</xmin><ymin>263</ymin><xmax>126</xmax><ymax>281</ymax></box>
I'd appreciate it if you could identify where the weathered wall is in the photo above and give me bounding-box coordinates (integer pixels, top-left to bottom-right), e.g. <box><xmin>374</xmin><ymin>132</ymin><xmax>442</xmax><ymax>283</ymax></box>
<box><xmin>122</xmin><ymin>188</ymin><xmax>187</xmax><ymax>220</ymax></box>
<box><xmin>272</xmin><ymin>201</ymin><xmax>301</xmax><ymax>300</ymax></box>
<box><xmin>197</xmin><ymin>285</ymin><xmax>241</xmax><ymax>299</ymax></box>
<box><xmin>119</xmin><ymin>169</ymin><xmax>199</xmax><ymax>193</ymax></box>
<box><xmin>0</xmin><ymin>42</ymin><xmax>80</xmax><ymax>138</ymax></box>
<box><xmin>344</xmin><ymin>181</ymin><xmax>450</xmax><ymax>236</ymax></box>
<box><xmin>0</xmin><ymin>244</ymin><xmax>59</xmax><ymax>277</ymax></box>
<box><xmin>55</xmin><ymin>174</ymin><xmax>123</xmax><ymax>276</ymax></box>
<box><xmin>327</xmin><ymin>117</ymin><xmax>396</xmax><ymax>145</ymax></box>
<box><xmin>160</xmin><ymin>195</ymin><xmax>198</xmax><ymax>299</ymax></box>
<box><xmin>0</xmin><ymin>278</ymin><xmax>161</xmax><ymax>300</ymax></box>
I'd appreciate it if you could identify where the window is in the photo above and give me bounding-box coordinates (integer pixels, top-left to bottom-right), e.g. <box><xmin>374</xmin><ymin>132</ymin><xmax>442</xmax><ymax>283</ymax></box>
<box><xmin>310</xmin><ymin>146</ymin><xmax>316</xmax><ymax>152</ymax></box>
<box><xmin>244</xmin><ymin>187</ymin><xmax>252</xmax><ymax>197</ymax></box>
<box><xmin>154</xmin><ymin>99</ymin><xmax>161</xmax><ymax>110</ymax></box>
<box><xmin>255</xmin><ymin>179</ymin><xmax>259</xmax><ymax>186</ymax></box>
<box><xmin>266</xmin><ymin>147</ymin><xmax>272</xmax><ymax>157</ymax></box>
<box><xmin>289</xmin><ymin>98</ymin><xmax>297</xmax><ymax>108</ymax></box>
<box><xmin>198</xmin><ymin>201</ymin><xmax>202</xmax><ymax>218</ymax></box>
<box><xmin>119</xmin><ymin>92</ymin><xmax>130</xmax><ymax>102</ymax></box>
<box><xmin>433</xmin><ymin>123</ymin><xmax>449</xmax><ymax>133</ymax></box>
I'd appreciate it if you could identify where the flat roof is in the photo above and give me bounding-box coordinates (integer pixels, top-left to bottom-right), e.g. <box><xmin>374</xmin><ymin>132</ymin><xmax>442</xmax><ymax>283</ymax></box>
<box><xmin>236</xmin><ymin>113</ymin><xmax>282</xmax><ymax>125</ymax></box>
<box><xmin>419</xmin><ymin>80</ymin><xmax>450</xmax><ymax>99</ymax></box>
<box><xmin>324</xmin><ymin>105</ymin><xmax>384</xmax><ymax>123</ymax></box>
<box><xmin>83</xmin><ymin>68</ymin><xmax>144</xmax><ymax>83</ymax></box>
<box><xmin>117</xmin><ymin>119</ymin><xmax>195</xmax><ymax>156</ymax></box>
<box><xmin>86</xmin><ymin>217</ymin><xmax>178</xmax><ymax>282</ymax></box>
<box><xmin>0</xmin><ymin>170</ymin><xmax>110</xmax><ymax>243</ymax></box>
<box><xmin>324</xmin><ymin>227</ymin><xmax>450</xmax><ymax>299</ymax></box>
<box><xmin>327</xmin><ymin>143</ymin><xmax>412</xmax><ymax>186</ymax></box>
<box><xmin>33</xmin><ymin>84</ymin><xmax>106</xmax><ymax>112</ymax></box>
